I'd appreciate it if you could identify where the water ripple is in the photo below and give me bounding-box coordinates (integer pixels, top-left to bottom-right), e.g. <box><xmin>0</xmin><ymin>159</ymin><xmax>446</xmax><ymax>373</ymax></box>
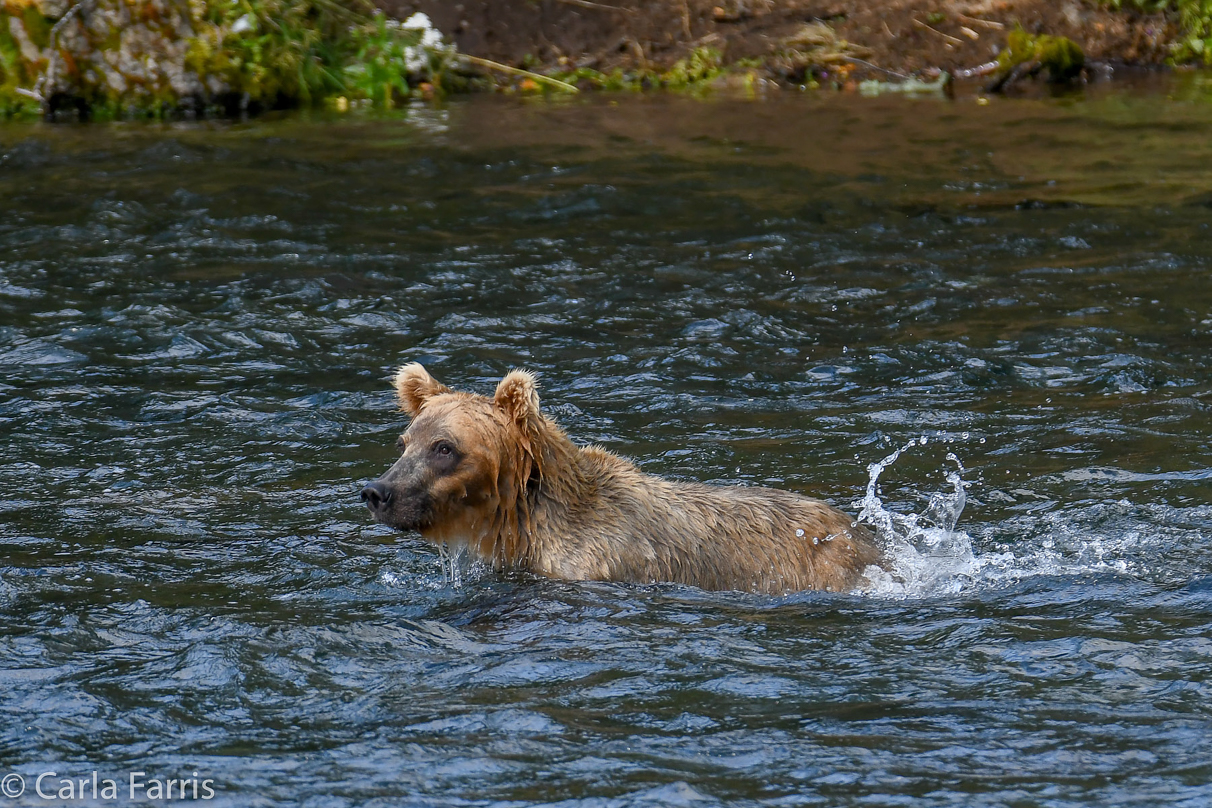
<box><xmin>2</xmin><ymin>95</ymin><xmax>1212</xmax><ymax>806</ymax></box>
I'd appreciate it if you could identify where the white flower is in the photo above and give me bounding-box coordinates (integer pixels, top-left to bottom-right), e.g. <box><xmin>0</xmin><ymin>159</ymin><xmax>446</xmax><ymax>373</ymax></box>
<box><xmin>404</xmin><ymin>46</ymin><xmax>425</xmax><ymax>73</ymax></box>
<box><xmin>230</xmin><ymin>13</ymin><xmax>255</xmax><ymax>34</ymax></box>
<box><xmin>421</xmin><ymin>28</ymin><xmax>444</xmax><ymax>50</ymax></box>
<box><xmin>401</xmin><ymin>13</ymin><xmax>433</xmax><ymax>31</ymax></box>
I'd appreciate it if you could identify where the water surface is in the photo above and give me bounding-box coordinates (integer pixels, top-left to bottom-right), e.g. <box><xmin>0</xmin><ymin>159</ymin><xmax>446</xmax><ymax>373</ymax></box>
<box><xmin>2</xmin><ymin>90</ymin><xmax>1212</xmax><ymax>806</ymax></box>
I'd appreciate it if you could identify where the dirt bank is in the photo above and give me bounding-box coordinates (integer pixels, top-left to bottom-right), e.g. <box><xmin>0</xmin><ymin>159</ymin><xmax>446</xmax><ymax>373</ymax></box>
<box><xmin>380</xmin><ymin>0</ymin><xmax>1176</xmax><ymax>87</ymax></box>
<box><xmin>0</xmin><ymin>0</ymin><xmax>1183</xmax><ymax>119</ymax></box>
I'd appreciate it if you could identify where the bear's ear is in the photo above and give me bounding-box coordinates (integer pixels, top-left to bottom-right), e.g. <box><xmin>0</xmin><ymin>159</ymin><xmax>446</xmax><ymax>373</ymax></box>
<box><xmin>494</xmin><ymin>369</ymin><xmax>541</xmax><ymax>427</ymax></box>
<box><xmin>394</xmin><ymin>363</ymin><xmax>451</xmax><ymax>416</ymax></box>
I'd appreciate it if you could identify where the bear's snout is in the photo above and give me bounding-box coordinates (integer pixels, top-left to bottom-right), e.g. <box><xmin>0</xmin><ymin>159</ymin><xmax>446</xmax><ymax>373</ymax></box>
<box><xmin>361</xmin><ymin>481</ymin><xmax>393</xmax><ymax>511</ymax></box>
<box><xmin>361</xmin><ymin>473</ymin><xmax>434</xmax><ymax>532</ymax></box>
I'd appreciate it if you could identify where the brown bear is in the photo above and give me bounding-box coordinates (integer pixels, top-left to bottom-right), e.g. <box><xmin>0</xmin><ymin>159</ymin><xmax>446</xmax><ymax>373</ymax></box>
<box><xmin>361</xmin><ymin>364</ymin><xmax>882</xmax><ymax>595</ymax></box>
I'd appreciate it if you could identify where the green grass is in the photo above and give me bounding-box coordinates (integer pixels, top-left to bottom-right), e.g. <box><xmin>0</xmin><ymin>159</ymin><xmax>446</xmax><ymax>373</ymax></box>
<box><xmin>188</xmin><ymin>1</ymin><xmax>457</xmax><ymax>109</ymax></box>
<box><xmin>0</xmin><ymin>8</ymin><xmax>42</xmax><ymax>117</ymax></box>
<box><xmin>1</xmin><ymin>0</ymin><xmax>457</xmax><ymax>117</ymax></box>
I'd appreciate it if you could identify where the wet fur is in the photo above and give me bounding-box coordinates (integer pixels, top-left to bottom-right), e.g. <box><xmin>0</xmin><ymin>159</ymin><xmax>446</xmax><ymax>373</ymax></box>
<box><xmin>365</xmin><ymin>364</ymin><xmax>883</xmax><ymax>595</ymax></box>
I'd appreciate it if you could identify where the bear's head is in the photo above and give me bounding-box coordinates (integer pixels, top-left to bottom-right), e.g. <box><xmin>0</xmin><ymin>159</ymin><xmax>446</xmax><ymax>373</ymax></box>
<box><xmin>361</xmin><ymin>363</ymin><xmax>544</xmax><ymax>558</ymax></box>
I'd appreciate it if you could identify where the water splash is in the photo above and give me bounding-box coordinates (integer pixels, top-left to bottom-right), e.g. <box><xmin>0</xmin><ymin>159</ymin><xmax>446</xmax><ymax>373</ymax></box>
<box><xmin>378</xmin><ymin>543</ymin><xmax>488</xmax><ymax>590</ymax></box>
<box><xmin>437</xmin><ymin>543</ymin><xmax>465</xmax><ymax>587</ymax></box>
<box><xmin>855</xmin><ymin>437</ymin><xmax>978</xmax><ymax>597</ymax></box>
<box><xmin>854</xmin><ymin>438</ymin><xmax>1152</xmax><ymax>598</ymax></box>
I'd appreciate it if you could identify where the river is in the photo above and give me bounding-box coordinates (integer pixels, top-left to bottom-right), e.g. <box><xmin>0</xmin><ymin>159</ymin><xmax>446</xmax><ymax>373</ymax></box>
<box><xmin>2</xmin><ymin>87</ymin><xmax>1211</xmax><ymax>806</ymax></box>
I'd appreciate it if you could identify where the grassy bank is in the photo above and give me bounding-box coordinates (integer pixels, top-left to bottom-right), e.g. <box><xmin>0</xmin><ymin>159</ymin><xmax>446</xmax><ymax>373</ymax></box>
<box><xmin>0</xmin><ymin>0</ymin><xmax>461</xmax><ymax>118</ymax></box>
<box><xmin>3</xmin><ymin>0</ymin><xmax>1212</xmax><ymax>118</ymax></box>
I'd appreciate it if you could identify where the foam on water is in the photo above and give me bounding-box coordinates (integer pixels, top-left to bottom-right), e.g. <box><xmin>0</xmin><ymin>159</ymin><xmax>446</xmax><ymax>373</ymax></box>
<box><xmin>856</xmin><ymin>437</ymin><xmax>1139</xmax><ymax>598</ymax></box>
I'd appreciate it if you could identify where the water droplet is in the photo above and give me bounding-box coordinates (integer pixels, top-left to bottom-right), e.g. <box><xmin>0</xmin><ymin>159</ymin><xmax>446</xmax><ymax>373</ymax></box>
<box><xmin>795</xmin><ymin>528</ymin><xmax>805</xmax><ymax>537</ymax></box>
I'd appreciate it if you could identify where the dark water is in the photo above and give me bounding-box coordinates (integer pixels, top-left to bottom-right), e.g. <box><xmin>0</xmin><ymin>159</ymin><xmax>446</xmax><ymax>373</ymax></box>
<box><xmin>2</xmin><ymin>89</ymin><xmax>1212</xmax><ymax>807</ymax></box>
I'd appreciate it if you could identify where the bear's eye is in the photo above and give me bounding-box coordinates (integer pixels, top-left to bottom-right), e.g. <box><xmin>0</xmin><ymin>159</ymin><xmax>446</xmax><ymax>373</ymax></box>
<box><xmin>395</xmin><ymin>436</ymin><xmax>407</xmax><ymax>453</ymax></box>
<box><xmin>434</xmin><ymin>441</ymin><xmax>455</xmax><ymax>457</ymax></box>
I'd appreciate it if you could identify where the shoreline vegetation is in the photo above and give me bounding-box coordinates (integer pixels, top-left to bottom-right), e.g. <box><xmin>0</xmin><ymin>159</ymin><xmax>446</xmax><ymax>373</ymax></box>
<box><xmin>0</xmin><ymin>0</ymin><xmax>1210</xmax><ymax>118</ymax></box>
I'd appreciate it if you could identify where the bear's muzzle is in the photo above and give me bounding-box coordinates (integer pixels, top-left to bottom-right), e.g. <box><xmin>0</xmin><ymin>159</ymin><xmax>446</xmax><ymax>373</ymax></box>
<box><xmin>361</xmin><ymin>481</ymin><xmax>393</xmax><ymax>511</ymax></box>
<box><xmin>361</xmin><ymin>476</ymin><xmax>434</xmax><ymax>532</ymax></box>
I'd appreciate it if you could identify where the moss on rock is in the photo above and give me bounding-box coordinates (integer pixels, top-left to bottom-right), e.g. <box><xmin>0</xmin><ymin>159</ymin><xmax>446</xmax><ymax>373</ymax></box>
<box><xmin>998</xmin><ymin>26</ymin><xmax>1085</xmax><ymax>82</ymax></box>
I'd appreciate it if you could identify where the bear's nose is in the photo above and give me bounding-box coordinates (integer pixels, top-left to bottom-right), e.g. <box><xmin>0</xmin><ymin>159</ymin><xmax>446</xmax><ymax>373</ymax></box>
<box><xmin>361</xmin><ymin>481</ymin><xmax>392</xmax><ymax>511</ymax></box>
